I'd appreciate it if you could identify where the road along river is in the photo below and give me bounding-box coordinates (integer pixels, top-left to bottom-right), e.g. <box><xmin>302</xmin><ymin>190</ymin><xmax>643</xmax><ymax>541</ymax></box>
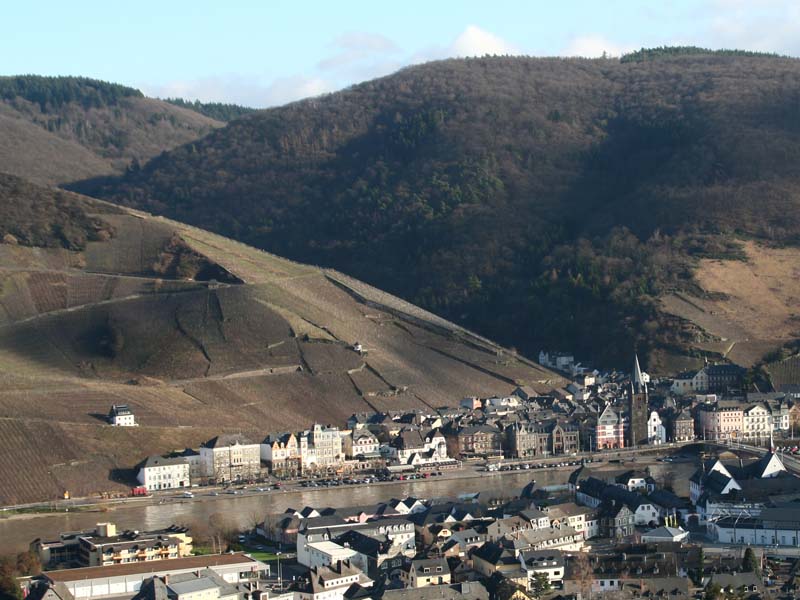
<box><xmin>0</xmin><ymin>459</ymin><xmax>697</xmax><ymax>553</ymax></box>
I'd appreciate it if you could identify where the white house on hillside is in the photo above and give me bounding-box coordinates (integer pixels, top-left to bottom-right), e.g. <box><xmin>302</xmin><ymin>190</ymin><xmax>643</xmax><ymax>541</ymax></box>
<box><xmin>109</xmin><ymin>404</ymin><xmax>136</xmax><ymax>427</ymax></box>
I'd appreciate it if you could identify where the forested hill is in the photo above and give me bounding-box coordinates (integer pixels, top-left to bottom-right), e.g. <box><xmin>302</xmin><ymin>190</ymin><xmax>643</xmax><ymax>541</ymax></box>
<box><xmin>163</xmin><ymin>98</ymin><xmax>256</xmax><ymax>121</ymax></box>
<box><xmin>0</xmin><ymin>75</ymin><xmax>224</xmax><ymax>185</ymax></box>
<box><xmin>70</xmin><ymin>53</ymin><xmax>800</xmax><ymax>371</ymax></box>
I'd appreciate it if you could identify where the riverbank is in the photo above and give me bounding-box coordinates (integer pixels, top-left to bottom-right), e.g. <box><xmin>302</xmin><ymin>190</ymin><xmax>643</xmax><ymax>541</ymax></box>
<box><xmin>0</xmin><ymin>452</ymin><xmax>701</xmax><ymax>553</ymax></box>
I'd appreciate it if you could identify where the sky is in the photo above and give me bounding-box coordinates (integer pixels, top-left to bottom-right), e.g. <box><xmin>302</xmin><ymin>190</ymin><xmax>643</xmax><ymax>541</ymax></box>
<box><xmin>4</xmin><ymin>0</ymin><xmax>800</xmax><ymax>108</ymax></box>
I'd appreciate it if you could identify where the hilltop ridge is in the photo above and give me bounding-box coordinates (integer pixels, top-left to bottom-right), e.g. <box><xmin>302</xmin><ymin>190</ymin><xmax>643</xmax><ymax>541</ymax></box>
<box><xmin>0</xmin><ymin>75</ymin><xmax>225</xmax><ymax>185</ymax></box>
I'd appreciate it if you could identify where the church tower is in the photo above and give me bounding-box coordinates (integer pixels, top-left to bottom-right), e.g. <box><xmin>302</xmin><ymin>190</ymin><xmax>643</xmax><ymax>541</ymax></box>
<box><xmin>628</xmin><ymin>353</ymin><xmax>649</xmax><ymax>447</ymax></box>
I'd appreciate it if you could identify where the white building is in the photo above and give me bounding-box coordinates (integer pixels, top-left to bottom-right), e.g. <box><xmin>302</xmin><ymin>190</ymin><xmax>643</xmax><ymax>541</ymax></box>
<box><xmin>544</xmin><ymin>503</ymin><xmax>597</xmax><ymax>539</ymax></box>
<box><xmin>519</xmin><ymin>550</ymin><xmax>565</xmax><ymax>585</ymax></box>
<box><xmin>294</xmin><ymin>561</ymin><xmax>372</xmax><ymax>600</ymax></box>
<box><xmin>671</xmin><ymin>370</ymin><xmax>708</xmax><ymax>395</ymax></box>
<box><xmin>137</xmin><ymin>455</ymin><xmax>190</xmax><ymax>491</ymax></box>
<box><xmin>538</xmin><ymin>351</ymin><xmax>575</xmax><ymax>372</ymax></box>
<box><xmin>640</xmin><ymin>526</ymin><xmax>689</xmax><ymax>544</ymax></box>
<box><xmin>647</xmin><ymin>411</ymin><xmax>666</xmax><ymax>445</ymax></box>
<box><xmin>709</xmin><ymin>506</ymin><xmax>800</xmax><ymax>546</ymax></box>
<box><xmin>300</xmin><ymin>424</ymin><xmax>344</xmax><ymax>470</ymax></box>
<box><xmin>108</xmin><ymin>404</ymin><xmax>136</xmax><ymax>427</ymax></box>
<box><xmin>34</xmin><ymin>553</ymin><xmax>267</xmax><ymax>600</ymax></box>
<box><xmin>385</xmin><ymin>428</ymin><xmax>449</xmax><ymax>466</ymax></box>
<box><xmin>343</xmin><ymin>429</ymin><xmax>380</xmax><ymax>459</ymax></box>
<box><xmin>743</xmin><ymin>403</ymin><xmax>773</xmax><ymax>442</ymax></box>
<box><xmin>304</xmin><ymin>541</ymin><xmax>362</xmax><ymax>571</ymax></box>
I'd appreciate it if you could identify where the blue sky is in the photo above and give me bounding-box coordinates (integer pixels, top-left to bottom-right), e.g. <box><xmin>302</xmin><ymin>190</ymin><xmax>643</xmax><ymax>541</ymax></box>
<box><xmin>4</xmin><ymin>0</ymin><xmax>800</xmax><ymax>107</ymax></box>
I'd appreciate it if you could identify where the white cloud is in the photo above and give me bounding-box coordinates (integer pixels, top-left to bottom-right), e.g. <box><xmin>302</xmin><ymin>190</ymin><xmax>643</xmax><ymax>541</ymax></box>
<box><xmin>705</xmin><ymin>0</ymin><xmax>800</xmax><ymax>55</ymax></box>
<box><xmin>317</xmin><ymin>32</ymin><xmax>400</xmax><ymax>71</ymax></box>
<box><xmin>562</xmin><ymin>35</ymin><xmax>636</xmax><ymax>58</ymax></box>
<box><xmin>449</xmin><ymin>25</ymin><xmax>521</xmax><ymax>57</ymax></box>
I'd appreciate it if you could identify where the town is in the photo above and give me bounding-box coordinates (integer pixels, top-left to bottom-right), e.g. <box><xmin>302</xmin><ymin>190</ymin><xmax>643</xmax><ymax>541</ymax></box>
<box><xmin>9</xmin><ymin>354</ymin><xmax>800</xmax><ymax>600</ymax></box>
<box><xmin>119</xmin><ymin>355</ymin><xmax>795</xmax><ymax>493</ymax></box>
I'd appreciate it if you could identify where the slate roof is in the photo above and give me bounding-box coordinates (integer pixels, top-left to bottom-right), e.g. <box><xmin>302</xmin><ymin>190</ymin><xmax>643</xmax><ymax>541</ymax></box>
<box><xmin>131</xmin><ymin>578</ymin><xmax>168</xmax><ymax>600</ymax></box>
<box><xmin>204</xmin><ymin>433</ymin><xmax>255</xmax><ymax>448</ymax></box>
<box><xmin>141</xmin><ymin>455</ymin><xmax>189</xmax><ymax>469</ymax></box>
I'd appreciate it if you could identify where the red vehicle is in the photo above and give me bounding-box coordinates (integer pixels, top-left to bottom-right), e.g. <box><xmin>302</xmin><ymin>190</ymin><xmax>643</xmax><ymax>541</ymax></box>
<box><xmin>131</xmin><ymin>486</ymin><xmax>148</xmax><ymax>496</ymax></box>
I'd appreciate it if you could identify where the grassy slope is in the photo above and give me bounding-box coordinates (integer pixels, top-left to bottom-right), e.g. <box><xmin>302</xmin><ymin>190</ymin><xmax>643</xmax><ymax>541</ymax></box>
<box><xmin>71</xmin><ymin>54</ymin><xmax>800</xmax><ymax>370</ymax></box>
<box><xmin>0</xmin><ymin>177</ymin><xmax>561</xmax><ymax>505</ymax></box>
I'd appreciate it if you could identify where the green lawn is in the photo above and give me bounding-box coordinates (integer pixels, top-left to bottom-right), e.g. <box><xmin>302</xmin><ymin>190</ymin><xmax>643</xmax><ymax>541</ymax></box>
<box><xmin>245</xmin><ymin>550</ymin><xmax>280</xmax><ymax>561</ymax></box>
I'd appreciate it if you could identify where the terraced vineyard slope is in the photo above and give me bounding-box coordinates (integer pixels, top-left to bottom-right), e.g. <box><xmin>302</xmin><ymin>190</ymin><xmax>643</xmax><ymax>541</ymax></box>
<box><xmin>0</xmin><ymin>175</ymin><xmax>562</xmax><ymax>505</ymax></box>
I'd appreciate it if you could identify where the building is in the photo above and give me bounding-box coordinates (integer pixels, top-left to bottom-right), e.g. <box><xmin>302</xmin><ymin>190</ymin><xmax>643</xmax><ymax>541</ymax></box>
<box><xmin>31</xmin><ymin>523</ymin><xmax>193</xmax><ymax>569</ymax></box>
<box><xmin>671</xmin><ymin>364</ymin><xmax>744</xmax><ymax>395</ymax></box>
<box><xmin>200</xmin><ymin>434</ymin><xmax>261</xmax><ymax>482</ymax></box>
<box><xmin>705</xmin><ymin>364</ymin><xmax>745</xmax><ymax>393</ymax></box>
<box><xmin>695</xmin><ymin>402</ymin><xmax>743</xmax><ymax>441</ymax></box>
<box><xmin>647</xmin><ymin>411</ymin><xmax>666</xmax><ymax>445</ymax></box>
<box><xmin>670</xmin><ymin>370</ymin><xmax>708</xmax><ymax>395</ymax></box>
<box><xmin>538</xmin><ymin>351</ymin><xmax>575</xmax><ymax>372</ymax></box>
<box><xmin>300</xmin><ymin>424</ymin><xmax>344</xmax><ymax>470</ymax></box>
<box><xmin>597</xmin><ymin>501</ymin><xmax>635</xmax><ymax>539</ymax></box>
<box><xmin>32</xmin><ymin>553</ymin><xmax>266</xmax><ymax>600</ymax></box>
<box><xmin>297</xmin><ymin>516</ymin><xmax>415</xmax><ymax>568</ymax></box>
<box><xmin>640</xmin><ymin>526</ymin><xmax>689</xmax><ymax>544</ymax></box>
<box><xmin>743</xmin><ymin>403</ymin><xmax>773</xmax><ymax>442</ymax></box>
<box><xmin>108</xmin><ymin>405</ymin><xmax>136</xmax><ymax>427</ymax></box>
<box><xmin>670</xmin><ymin>409</ymin><xmax>694</xmax><ymax>442</ymax></box>
<box><xmin>543</xmin><ymin>503</ymin><xmax>597</xmax><ymax>539</ymax></box>
<box><xmin>291</xmin><ymin>560</ymin><xmax>373</xmax><ymax>600</ymax></box>
<box><xmin>343</xmin><ymin>429</ymin><xmax>380</xmax><ymax>459</ymax></box>
<box><xmin>406</xmin><ymin>557</ymin><xmax>451</xmax><ymax>588</ymax></box>
<box><xmin>518</xmin><ymin>550</ymin><xmax>565</xmax><ymax>585</ymax></box>
<box><xmin>447</xmin><ymin>425</ymin><xmax>502</xmax><ymax>458</ymax></box>
<box><xmin>628</xmin><ymin>354</ymin><xmax>649</xmax><ymax>447</ymax></box>
<box><xmin>709</xmin><ymin>505</ymin><xmax>800</xmax><ymax>546</ymax></box>
<box><xmin>260</xmin><ymin>433</ymin><xmax>301</xmax><ymax>475</ymax></box>
<box><xmin>386</xmin><ymin>428</ymin><xmax>449</xmax><ymax>466</ymax></box>
<box><xmin>507</xmin><ymin>421</ymin><xmax>579</xmax><ymax>458</ymax></box>
<box><xmin>137</xmin><ymin>456</ymin><xmax>190</xmax><ymax>492</ymax></box>
<box><xmin>595</xmin><ymin>404</ymin><xmax>625</xmax><ymax>450</ymax></box>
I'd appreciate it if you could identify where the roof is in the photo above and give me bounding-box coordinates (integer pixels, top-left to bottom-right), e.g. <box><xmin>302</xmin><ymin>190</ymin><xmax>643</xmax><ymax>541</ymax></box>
<box><xmin>142</xmin><ymin>455</ymin><xmax>189</xmax><ymax>469</ymax></box>
<box><xmin>203</xmin><ymin>433</ymin><xmax>256</xmax><ymax>448</ymax></box>
<box><xmin>381</xmin><ymin>582</ymin><xmax>488</xmax><ymax>600</ymax></box>
<box><xmin>647</xmin><ymin>489</ymin><xmax>692</xmax><ymax>510</ymax></box>
<box><xmin>546</xmin><ymin>502</ymin><xmax>593</xmax><ymax>519</ymax></box>
<box><xmin>131</xmin><ymin>578</ymin><xmax>168</xmax><ymax>600</ymax></box>
<box><xmin>410</xmin><ymin>557</ymin><xmax>450</xmax><ymax>576</ymax></box>
<box><xmin>641</xmin><ymin>526</ymin><xmax>688</xmax><ymax>540</ymax></box>
<box><xmin>520</xmin><ymin>549</ymin><xmax>564</xmax><ymax>569</ymax></box>
<box><xmin>471</xmin><ymin>542</ymin><xmax>509</xmax><ymax>565</ymax></box>
<box><xmin>45</xmin><ymin>553</ymin><xmax>260</xmax><ymax>582</ymax></box>
<box><xmin>26</xmin><ymin>583</ymin><xmax>75</xmax><ymax>600</ymax></box>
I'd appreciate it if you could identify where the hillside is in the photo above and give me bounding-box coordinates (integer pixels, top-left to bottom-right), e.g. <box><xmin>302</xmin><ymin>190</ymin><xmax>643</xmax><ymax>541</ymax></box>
<box><xmin>0</xmin><ymin>76</ymin><xmax>223</xmax><ymax>185</ymax></box>
<box><xmin>0</xmin><ymin>174</ymin><xmax>560</xmax><ymax>504</ymax></box>
<box><xmin>70</xmin><ymin>52</ymin><xmax>800</xmax><ymax>372</ymax></box>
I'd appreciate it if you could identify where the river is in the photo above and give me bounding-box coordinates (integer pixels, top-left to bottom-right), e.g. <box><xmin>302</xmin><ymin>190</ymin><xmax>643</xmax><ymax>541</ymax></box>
<box><xmin>0</xmin><ymin>459</ymin><xmax>698</xmax><ymax>553</ymax></box>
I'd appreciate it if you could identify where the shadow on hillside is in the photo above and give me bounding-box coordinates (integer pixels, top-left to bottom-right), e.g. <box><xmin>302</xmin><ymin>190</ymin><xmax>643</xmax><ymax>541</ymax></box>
<box><xmin>89</xmin><ymin>412</ymin><xmax>110</xmax><ymax>424</ymax></box>
<box><xmin>109</xmin><ymin>467</ymin><xmax>137</xmax><ymax>486</ymax></box>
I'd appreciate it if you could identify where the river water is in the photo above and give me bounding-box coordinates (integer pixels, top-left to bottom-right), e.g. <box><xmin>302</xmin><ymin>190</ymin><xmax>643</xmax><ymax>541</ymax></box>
<box><xmin>0</xmin><ymin>460</ymin><xmax>697</xmax><ymax>553</ymax></box>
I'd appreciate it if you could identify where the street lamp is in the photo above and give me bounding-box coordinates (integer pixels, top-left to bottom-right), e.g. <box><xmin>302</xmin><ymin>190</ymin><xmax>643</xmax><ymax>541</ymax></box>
<box><xmin>276</xmin><ymin>551</ymin><xmax>283</xmax><ymax>590</ymax></box>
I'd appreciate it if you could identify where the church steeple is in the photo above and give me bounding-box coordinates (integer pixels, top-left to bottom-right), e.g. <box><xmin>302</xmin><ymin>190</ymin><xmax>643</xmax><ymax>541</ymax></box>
<box><xmin>633</xmin><ymin>353</ymin><xmax>647</xmax><ymax>396</ymax></box>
